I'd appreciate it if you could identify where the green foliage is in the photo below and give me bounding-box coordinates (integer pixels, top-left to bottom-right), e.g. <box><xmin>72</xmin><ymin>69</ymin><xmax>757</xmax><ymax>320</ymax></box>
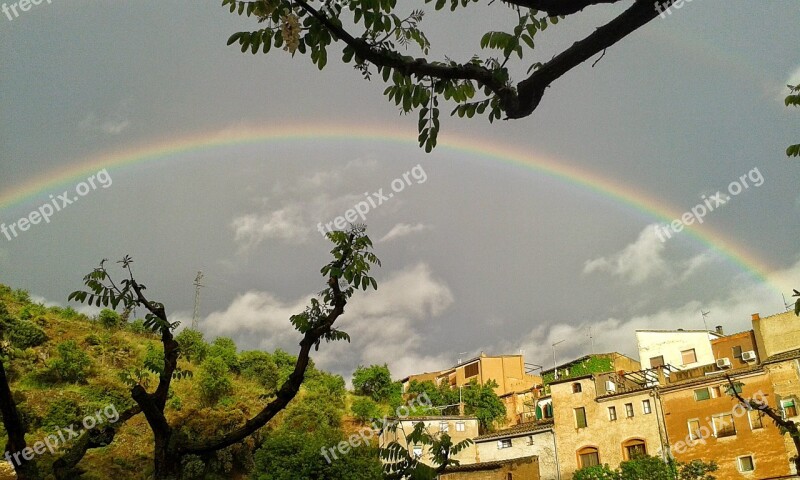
<box><xmin>619</xmin><ymin>455</ymin><xmax>676</xmax><ymax>480</ymax></box>
<box><xmin>144</xmin><ymin>343</ymin><xmax>165</xmax><ymax>375</ymax></box>
<box><xmin>176</xmin><ymin>328</ymin><xmax>209</xmax><ymax>363</ymax></box>
<box><xmin>572</xmin><ymin>456</ymin><xmax>718</xmax><ymax>480</ymax></box>
<box><xmin>18</xmin><ymin>303</ymin><xmax>46</xmax><ymax>320</ymax></box>
<box><xmin>7</xmin><ymin>320</ymin><xmax>47</xmax><ymax>348</ymax></box>
<box><xmin>306</xmin><ymin>371</ymin><xmax>347</xmax><ymax>405</ymax></box>
<box><xmin>208</xmin><ymin>336</ymin><xmax>240</xmax><ymax>373</ymax></box>
<box><xmin>13</xmin><ymin>288</ymin><xmax>31</xmax><ymax>303</ymax></box>
<box><xmin>180</xmin><ymin>455</ymin><xmax>206</xmax><ymax>480</ymax></box>
<box><xmin>461</xmin><ymin>380</ymin><xmax>506</xmax><ymax>431</ymax></box>
<box><xmin>352</xmin><ymin>364</ymin><xmax>395</xmax><ymax>402</ymax></box>
<box><xmin>98</xmin><ymin>308</ymin><xmax>122</xmax><ymax>328</ymax></box>
<box><xmin>240</xmin><ymin>350</ymin><xmax>280</xmax><ymax>391</ymax></box>
<box><xmin>282</xmin><ymin>390</ymin><xmax>343</xmax><ymax>432</ymax></box>
<box><xmin>351</xmin><ymin>397</ymin><xmax>381</xmax><ymax>424</ymax></box>
<box><xmin>128</xmin><ymin>318</ymin><xmax>150</xmax><ymax>335</ymax></box>
<box><xmin>380</xmin><ymin>421</ymin><xmax>473</xmax><ymax>479</ymax></box>
<box><xmin>542</xmin><ymin>355</ymin><xmax>614</xmax><ymax>385</ymax></box>
<box><xmin>42</xmin><ymin>398</ymin><xmax>83</xmax><ymax>430</ymax></box>
<box><xmin>407</xmin><ymin>380</ymin><xmax>459</xmax><ymax>413</ymax></box>
<box><xmin>678</xmin><ymin>459</ymin><xmax>718</xmax><ymax>480</ymax></box>
<box><xmin>573</xmin><ymin>464</ymin><xmax>620</xmax><ymax>480</ymax></box>
<box><xmin>44</xmin><ymin>340</ymin><xmax>92</xmax><ymax>383</ymax></box>
<box><xmin>197</xmin><ymin>356</ymin><xmax>234</xmax><ymax>406</ymax></box>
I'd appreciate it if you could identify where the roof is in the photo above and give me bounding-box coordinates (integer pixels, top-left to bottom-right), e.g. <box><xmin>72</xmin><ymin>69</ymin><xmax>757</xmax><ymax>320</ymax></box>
<box><xmin>387</xmin><ymin>416</ymin><xmax>478</xmax><ymax>422</ymax></box>
<box><xmin>660</xmin><ymin>365</ymin><xmax>764</xmax><ymax>391</ymax></box>
<box><xmin>451</xmin><ymin>354</ymin><xmax>523</xmax><ymax>369</ymax></box>
<box><xmin>548</xmin><ymin>373</ymin><xmax>594</xmax><ymax>386</ymax></box>
<box><xmin>763</xmin><ymin>348</ymin><xmax>800</xmax><ymax>365</ymax></box>
<box><xmin>441</xmin><ymin>455</ymin><xmax>538</xmax><ymax>473</ymax></box>
<box><xmin>636</xmin><ymin>329</ymin><xmax>722</xmax><ymax>337</ymax></box>
<box><xmin>474</xmin><ymin>420</ymin><xmax>554</xmax><ymax>441</ymax></box>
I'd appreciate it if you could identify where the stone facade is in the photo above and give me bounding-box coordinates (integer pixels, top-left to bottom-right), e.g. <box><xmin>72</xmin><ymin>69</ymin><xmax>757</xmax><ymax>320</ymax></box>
<box><xmin>473</xmin><ymin>422</ymin><xmax>558</xmax><ymax>480</ymax></box>
<box><xmin>378</xmin><ymin>416</ymin><xmax>479</xmax><ymax>467</ymax></box>
<box><xmin>440</xmin><ymin>455</ymin><xmax>540</xmax><ymax>480</ymax></box>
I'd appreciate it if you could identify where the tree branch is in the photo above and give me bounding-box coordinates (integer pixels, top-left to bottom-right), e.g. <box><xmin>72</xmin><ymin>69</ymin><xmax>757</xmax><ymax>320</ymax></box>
<box><xmin>502</xmin><ymin>0</ymin><xmax>623</xmax><ymax>16</ymax></box>
<box><xmin>0</xmin><ymin>356</ymin><xmax>38</xmax><ymax>478</ymax></box>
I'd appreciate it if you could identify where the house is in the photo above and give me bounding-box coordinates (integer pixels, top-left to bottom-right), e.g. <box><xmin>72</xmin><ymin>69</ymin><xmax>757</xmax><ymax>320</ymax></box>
<box><xmin>636</xmin><ymin>328</ymin><xmax>722</xmax><ymax>371</ymax></box>
<box><xmin>752</xmin><ymin>310</ymin><xmax>800</xmax><ymax>358</ymax></box>
<box><xmin>439</xmin><ymin>455</ymin><xmax>541</xmax><ymax>480</ymax></box>
<box><xmin>659</xmin><ymin>365</ymin><xmax>792</xmax><ymax>478</ymax></box>
<box><xmin>377</xmin><ymin>416</ymin><xmax>479</xmax><ymax>467</ymax></box>
<box><xmin>541</xmin><ymin>352</ymin><xmax>641</xmax><ymax>387</ymax></box>
<box><xmin>472</xmin><ymin>421</ymin><xmax>559</xmax><ymax>480</ymax></box>
<box><xmin>550</xmin><ymin>370</ymin><xmax>668</xmax><ymax>478</ymax></box>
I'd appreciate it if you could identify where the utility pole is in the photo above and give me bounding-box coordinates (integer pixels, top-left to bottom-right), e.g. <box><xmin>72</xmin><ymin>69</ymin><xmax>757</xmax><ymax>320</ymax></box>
<box><xmin>552</xmin><ymin>340</ymin><xmax>565</xmax><ymax>380</ymax></box>
<box><xmin>192</xmin><ymin>271</ymin><xmax>204</xmax><ymax>330</ymax></box>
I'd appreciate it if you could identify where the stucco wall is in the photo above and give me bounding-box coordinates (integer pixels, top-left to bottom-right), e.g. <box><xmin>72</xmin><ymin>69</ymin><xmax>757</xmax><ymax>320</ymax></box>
<box><xmin>475</xmin><ymin>429</ymin><xmax>558</xmax><ymax>480</ymax></box>
<box><xmin>764</xmin><ymin>359</ymin><xmax>800</xmax><ymax>475</ymax></box>
<box><xmin>379</xmin><ymin>417</ymin><xmax>479</xmax><ymax>466</ymax></box>
<box><xmin>711</xmin><ymin>331</ymin><xmax>757</xmax><ymax>368</ymax></box>
<box><xmin>753</xmin><ymin>310</ymin><xmax>800</xmax><ymax>358</ymax></box>
<box><xmin>636</xmin><ymin>331</ymin><xmax>715</xmax><ymax>370</ymax></box>
<box><xmin>440</xmin><ymin>456</ymin><xmax>541</xmax><ymax>480</ymax></box>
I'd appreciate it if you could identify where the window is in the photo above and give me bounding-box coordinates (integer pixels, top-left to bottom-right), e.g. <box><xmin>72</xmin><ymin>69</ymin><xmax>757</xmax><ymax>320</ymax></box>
<box><xmin>711</xmin><ymin>386</ymin><xmax>721</xmax><ymax>398</ymax></box>
<box><xmin>625</xmin><ymin>403</ymin><xmax>634</xmax><ymax>418</ymax></box>
<box><xmin>623</xmin><ymin>439</ymin><xmax>647</xmax><ymax>460</ymax></box>
<box><xmin>507</xmin><ymin>474</ymin><xmax>513</xmax><ymax>480</ymax></box>
<box><xmin>439</xmin><ymin>421</ymin><xmax>449</xmax><ymax>432</ymax></box>
<box><xmin>578</xmin><ymin>447</ymin><xmax>600</xmax><ymax>468</ymax></box>
<box><xmin>687</xmin><ymin>419</ymin><xmax>702</xmax><ymax>440</ymax></box>
<box><xmin>497</xmin><ymin>439</ymin><xmax>512</xmax><ymax>449</ymax></box>
<box><xmin>464</xmin><ymin>362</ymin><xmax>479</xmax><ymax>378</ymax></box>
<box><xmin>782</xmin><ymin>399</ymin><xmax>798</xmax><ymax>418</ymax></box>
<box><xmin>712</xmin><ymin>413</ymin><xmax>736</xmax><ymax>438</ymax></box>
<box><xmin>572</xmin><ymin>382</ymin><xmax>582</xmax><ymax>393</ymax></box>
<box><xmin>455</xmin><ymin>421</ymin><xmax>465</xmax><ymax>432</ymax></box>
<box><xmin>575</xmin><ymin>407</ymin><xmax>588</xmax><ymax>428</ymax></box>
<box><xmin>526</xmin><ymin>435</ymin><xmax>534</xmax><ymax>446</ymax></box>
<box><xmin>642</xmin><ymin>400</ymin><xmax>652</xmax><ymax>414</ymax></box>
<box><xmin>725</xmin><ymin>383</ymin><xmax>743</xmax><ymax>395</ymax></box>
<box><xmin>608</xmin><ymin>406</ymin><xmax>617</xmax><ymax>421</ymax></box>
<box><xmin>681</xmin><ymin>348</ymin><xmax>698</xmax><ymax>364</ymax></box>
<box><xmin>650</xmin><ymin>355</ymin><xmax>665</xmax><ymax>368</ymax></box>
<box><xmin>732</xmin><ymin>346</ymin><xmax>743</xmax><ymax>359</ymax></box>
<box><xmin>738</xmin><ymin>455</ymin><xmax>755</xmax><ymax>472</ymax></box>
<box><xmin>748</xmin><ymin>410</ymin><xmax>764</xmax><ymax>430</ymax></box>
<box><xmin>543</xmin><ymin>403</ymin><xmax>553</xmax><ymax>419</ymax></box>
<box><xmin>412</xmin><ymin>446</ymin><xmax>423</xmax><ymax>459</ymax></box>
<box><xmin>694</xmin><ymin>388</ymin><xmax>710</xmax><ymax>401</ymax></box>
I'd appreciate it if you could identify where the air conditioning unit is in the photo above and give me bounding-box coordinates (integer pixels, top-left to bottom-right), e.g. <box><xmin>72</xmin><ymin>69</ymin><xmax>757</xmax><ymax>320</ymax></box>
<box><xmin>716</xmin><ymin>357</ymin><xmax>732</xmax><ymax>368</ymax></box>
<box><xmin>605</xmin><ymin>381</ymin><xmax>616</xmax><ymax>393</ymax></box>
<box><xmin>742</xmin><ymin>351</ymin><xmax>757</xmax><ymax>362</ymax></box>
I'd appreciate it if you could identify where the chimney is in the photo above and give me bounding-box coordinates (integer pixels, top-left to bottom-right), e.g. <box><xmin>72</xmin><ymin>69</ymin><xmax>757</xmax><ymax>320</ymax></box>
<box><xmin>715</xmin><ymin>325</ymin><xmax>724</xmax><ymax>335</ymax></box>
<box><xmin>751</xmin><ymin>313</ymin><xmax>760</xmax><ymax>322</ymax></box>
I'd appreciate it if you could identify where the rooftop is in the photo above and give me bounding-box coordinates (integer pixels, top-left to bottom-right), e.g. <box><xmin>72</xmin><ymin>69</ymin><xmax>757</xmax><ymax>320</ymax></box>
<box><xmin>474</xmin><ymin>420</ymin><xmax>554</xmax><ymax>441</ymax></box>
<box><xmin>441</xmin><ymin>455</ymin><xmax>538</xmax><ymax>473</ymax></box>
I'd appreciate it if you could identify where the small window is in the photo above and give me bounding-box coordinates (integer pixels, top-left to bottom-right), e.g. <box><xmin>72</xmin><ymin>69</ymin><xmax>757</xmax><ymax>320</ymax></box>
<box><xmin>748</xmin><ymin>410</ymin><xmax>764</xmax><ymax>430</ymax></box>
<box><xmin>439</xmin><ymin>421</ymin><xmax>449</xmax><ymax>432</ymax></box>
<box><xmin>575</xmin><ymin>407</ymin><xmax>588</xmax><ymax>428</ymax></box>
<box><xmin>732</xmin><ymin>346</ymin><xmax>743</xmax><ymax>359</ymax></box>
<box><xmin>782</xmin><ymin>400</ymin><xmax>798</xmax><ymax>418</ymax></box>
<box><xmin>738</xmin><ymin>455</ymin><xmax>754</xmax><ymax>472</ymax></box>
<box><xmin>725</xmin><ymin>383</ymin><xmax>743</xmax><ymax>395</ymax></box>
<box><xmin>572</xmin><ymin>383</ymin><xmax>582</xmax><ymax>393</ymax></box>
<box><xmin>681</xmin><ymin>348</ymin><xmax>698</xmax><ymax>364</ymax></box>
<box><xmin>625</xmin><ymin>403</ymin><xmax>634</xmax><ymax>418</ymax></box>
<box><xmin>712</xmin><ymin>413</ymin><xmax>736</xmax><ymax>438</ymax></box>
<box><xmin>711</xmin><ymin>386</ymin><xmax>721</xmax><ymax>398</ymax></box>
<box><xmin>578</xmin><ymin>447</ymin><xmax>600</xmax><ymax>468</ymax></box>
<box><xmin>497</xmin><ymin>439</ymin><xmax>512</xmax><ymax>449</ymax></box>
<box><xmin>543</xmin><ymin>403</ymin><xmax>553</xmax><ymax>419</ymax></box>
<box><xmin>455</xmin><ymin>421</ymin><xmax>465</xmax><ymax>432</ymax></box>
<box><xmin>464</xmin><ymin>362</ymin><xmax>479</xmax><ymax>378</ymax></box>
<box><xmin>694</xmin><ymin>388</ymin><xmax>710</xmax><ymax>401</ymax></box>
<box><xmin>526</xmin><ymin>435</ymin><xmax>534</xmax><ymax>446</ymax></box>
<box><xmin>623</xmin><ymin>439</ymin><xmax>647</xmax><ymax>460</ymax></box>
<box><xmin>642</xmin><ymin>400</ymin><xmax>652</xmax><ymax>414</ymax></box>
<box><xmin>608</xmin><ymin>406</ymin><xmax>617</xmax><ymax>421</ymax></box>
<box><xmin>412</xmin><ymin>446</ymin><xmax>423</xmax><ymax>459</ymax></box>
<box><xmin>507</xmin><ymin>474</ymin><xmax>513</xmax><ymax>480</ymax></box>
<box><xmin>687</xmin><ymin>419</ymin><xmax>702</xmax><ymax>440</ymax></box>
<box><xmin>650</xmin><ymin>355</ymin><xmax>665</xmax><ymax>368</ymax></box>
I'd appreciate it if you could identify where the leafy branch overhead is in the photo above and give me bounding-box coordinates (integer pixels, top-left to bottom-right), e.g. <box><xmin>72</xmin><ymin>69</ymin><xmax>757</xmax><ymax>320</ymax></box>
<box><xmin>224</xmin><ymin>0</ymin><xmax>677</xmax><ymax>151</ymax></box>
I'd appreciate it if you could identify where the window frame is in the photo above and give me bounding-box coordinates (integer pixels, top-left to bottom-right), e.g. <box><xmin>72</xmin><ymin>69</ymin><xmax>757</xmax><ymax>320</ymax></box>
<box><xmin>694</xmin><ymin>388</ymin><xmax>711</xmax><ymax>401</ymax></box>
<box><xmin>439</xmin><ymin>421</ymin><xmax>449</xmax><ymax>433</ymax></box>
<box><xmin>681</xmin><ymin>348</ymin><xmax>698</xmax><ymax>365</ymax></box>
<box><xmin>577</xmin><ymin>446</ymin><xmax>600</xmax><ymax>468</ymax></box>
<box><xmin>712</xmin><ymin>413</ymin><xmax>737</xmax><ymax>438</ymax></box>
<box><xmin>782</xmin><ymin>399</ymin><xmax>798</xmax><ymax>418</ymax></box>
<box><xmin>455</xmin><ymin>421</ymin><xmax>465</xmax><ymax>432</ymax></box>
<box><xmin>572</xmin><ymin>382</ymin><xmax>582</xmax><ymax>393</ymax></box>
<box><xmin>464</xmin><ymin>362</ymin><xmax>479</xmax><ymax>378</ymax></box>
<box><xmin>687</xmin><ymin>419</ymin><xmax>702</xmax><ymax>440</ymax></box>
<box><xmin>575</xmin><ymin>407</ymin><xmax>588</xmax><ymax>428</ymax></box>
<box><xmin>747</xmin><ymin>409</ymin><xmax>764</xmax><ymax>430</ymax></box>
<box><xmin>624</xmin><ymin>403</ymin><xmax>634</xmax><ymax>418</ymax></box>
<box><xmin>497</xmin><ymin>438</ymin><xmax>512</xmax><ymax>449</ymax></box>
<box><xmin>622</xmin><ymin>439</ymin><xmax>647</xmax><ymax>460</ymax></box>
<box><xmin>642</xmin><ymin>399</ymin><xmax>652</xmax><ymax>414</ymax></box>
<box><xmin>732</xmin><ymin>345</ymin><xmax>743</xmax><ymax>360</ymax></box>
<box><xmin>608</xmin><ymin>406</ymin><xmax>617</xmax><ymax>421</ymax></box>
<box><xmin>737</xmin><ymin>455</ymin><xmax>755</xmax><ymax>472</ymax></box>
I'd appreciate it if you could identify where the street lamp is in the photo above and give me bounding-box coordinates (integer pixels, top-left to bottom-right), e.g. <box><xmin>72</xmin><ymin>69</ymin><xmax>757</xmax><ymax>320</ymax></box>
<box><xmin>552</xmin><ymin>340</ymin><xmax>565</xmax><ymax>380</ymax></box>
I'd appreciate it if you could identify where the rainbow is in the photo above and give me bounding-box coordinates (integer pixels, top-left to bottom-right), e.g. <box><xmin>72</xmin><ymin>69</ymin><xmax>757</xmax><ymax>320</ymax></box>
<box><xmin>0</xmin><ymin>123</ymin><xmax>779</xmax><ymax>291</ymax></box>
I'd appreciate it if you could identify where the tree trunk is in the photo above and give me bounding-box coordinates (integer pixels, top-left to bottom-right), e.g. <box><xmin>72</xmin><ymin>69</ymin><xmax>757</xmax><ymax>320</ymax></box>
<box><xmin>0</xmin><ymin>358</ymin><xmax>41</xmax><ymax>479</ymax></box>
<box><xmin>153</xmin><ymin>432</ymin><xmax>182</xmax><ymax>480</ymax></box>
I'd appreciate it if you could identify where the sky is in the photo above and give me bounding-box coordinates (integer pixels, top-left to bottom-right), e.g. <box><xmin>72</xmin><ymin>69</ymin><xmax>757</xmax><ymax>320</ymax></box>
<box><xmin>1</xmin><ymin>1</ymin><xmax>799</xmax><ymax>382</ymax></box>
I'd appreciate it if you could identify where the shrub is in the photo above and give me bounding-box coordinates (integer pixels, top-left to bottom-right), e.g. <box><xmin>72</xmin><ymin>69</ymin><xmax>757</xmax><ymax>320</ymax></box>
<box><xmin>13</xmin><ymin>289</ymin><xmax>31</xmax><ymax>303</ymax></box>
<box><xmin>208</xmin><ymin>337</ymin><xmax>240</xmax><ymax>373</ymax></box>
<box><xmin>573</xmin><ymin>464</ymin><xmax>620</xmax><ymax>480</ymax></box>
<box><xmin>98</xmin><ymin>308</ymin><xmax>122</xmax><ymax>329</ymax></box>
<box><xmin>8</xmin><ymin>320</ymin><xmax>47</xmax><ymax>348</ymax></box>
<box><xmin>351</xmin><ymin>397</ymin><xmax>380</xmax><ymax>424</ymax></box>
<box><xmin>176</xmin><ymin>329</ymin><xmax>209</xmax><ymax>363</ymax></box>
<box><xmin>197</xmin><ymin>356</ymin><xmax>233</xmax><ymax>406</ymax></box>
<box><xmin>128</xmin><ymin>318</ymin><xmax>150</xmax><ymax>335</ymax></box>
<box><xmin>18</xmin><ymin>303</ymin><xmax>46</xmax><ymax>321</ymax></box>
<box><xmin>45</xmin><ymin>340</ymin><xmax>92</xmax><ymax>383</ymax></box>
<box><xmin>240</xmin><ymin>351</ymin><xmax>279</xmax><ymax>390</ymax></box>
<box><xmin>352</xmin><ymin>364</ymin><xmax>395</xmax><ymax>402</ymax></box>
<box><xmin>43</xmin><ymin>398</ymin><xmax>83</xmax><ymax>430</ymax></box>
<box><xmin>61</xmin><ymin>306</ymin><xmax>80</xmax><ymax>320</ymax></box>
<box><xmin>144</xmin><ymin>343</ymin><xmax>165</xmax><ymax>375</ymax></box>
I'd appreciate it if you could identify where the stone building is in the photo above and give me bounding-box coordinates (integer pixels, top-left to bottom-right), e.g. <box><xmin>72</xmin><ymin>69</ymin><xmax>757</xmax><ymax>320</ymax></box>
<box><xmin>439</xmin><ymin>455</ymin><xmax>540</xmax><ymax>480</ymax></box>
<box><xmin>472</xmin><ymin>421</ymin><xmax>559</xmax><ymax>480</ymax></box>
<box><xmin>378</xmin><ymin>416</ymin><xmax>479</xmax><ymax>467</ymax></box>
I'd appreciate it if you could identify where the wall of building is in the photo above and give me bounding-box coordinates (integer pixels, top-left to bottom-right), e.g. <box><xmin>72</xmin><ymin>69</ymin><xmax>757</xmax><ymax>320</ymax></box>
<box><xmin>439</xmin><ymin>456</ymin><xmax>540</xmax><ymax>480</ymax></box>
<box><xmin>763</xmin><ymin>358</ymin><xmax>800</xmax><ymax>476</ymax></box>
<box><xmin>636</xmin><ymin>330</ymin><xmax>716</xmax><ymax>370</ymax></box>
<box><xmin>475</xmin><ymin>429</ymin><xmax>558</xmax><ymax>480</ymax></box>
<box><xmin>379</xmin><ymin>417</ymin><xmax>479</xmax><ymax>466</ymax></box>
<box><xmin>753</xmin><ymin>311</ymin><xmax>800</xmax><ymax>358</ymax></box>
<box><xmin>551</xmin><ymin>376</ymin><xmax>666</xmax><ymax>478</ymax></box>
<box><xmin>711</xmin><ymin>331</ymin><xmax>758</xmax><ymax>368</ymax></box>
<box><xmin>660</xmin><ymin>370</ymin><xmax>791</xmax><ymax>479</ymax></box>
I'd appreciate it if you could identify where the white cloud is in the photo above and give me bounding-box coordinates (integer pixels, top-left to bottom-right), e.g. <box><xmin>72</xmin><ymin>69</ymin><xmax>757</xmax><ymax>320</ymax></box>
<box><xmin>379</xmin><ymin>223</ymin><xmax>428</xmax><ymax>243</ymax></box>
<box><xmin>583</xmin><ymin>224</ymin><xmax>669</xmax><ymax>284</ymax></box>
<box><xmin>231</xmin><ymin>204</ymin><xmax>309</xmax><ymax>249</ymax></box>
<box><xmin>79</xmin><ymin>101</ymin><xmax>131</xmax><ymax>135</ymax></box>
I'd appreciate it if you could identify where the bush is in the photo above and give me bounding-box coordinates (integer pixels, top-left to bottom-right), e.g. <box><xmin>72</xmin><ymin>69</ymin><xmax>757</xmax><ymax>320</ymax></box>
<box><xmin>197</xmin><ymin>356</ymin><xmax>233</xmax><ymax>406</ymax></box>
<box><xmin>98</xmin><ymin>308</ymin><xmax>122</xmax><ymax>329</ymax></box>
<box><xmin>128</xmin><ymin>318</ymin><xmax>150</xmax><ymax>335</ymax></box>
<box><xmin>17</xmin><ymin>303</ymin><xmax>46</xmax><ymax>321</ymax></box>
<box><xmin>45</xmin><ymin>340</ymin><xmax>92</xmax><ymax>383</ymax></box>
<box><xmin>8</xmin><ymin>320</ymin><xmax>47</xmax><ymax>348</ymax></box>
<box><xmin>351</xmin><ymin>397</ymin><xmax>380</xmax><ymax>424</ymax></box>
<box><xmin>144</xmin><ymin>343</ymin><xmax>165</xmax><ymax>375</ymax></box>
<box><xmin>240</xmin><ymin>351</ymin><xmax>279</xmax><ymax>390</ymax></box>
<box><xmin>352</xmin><ymin>364</ymin><xmax>395</xmax><ymax>402</ymax></box>
<box><xmin>208</xmin><ymin>337</ymin><xmax>240</xmax><ymax>373</ymax></box>
<box><xmin>573</xmin><ymin>464</ymin><xmax>620</xmax><ymax>480</ymax></box>
<box><xmin>43</xmin><ymin>398</ymin><xmax>83</xmax><ymax>430</ymax></box>
<box><xmin>13</xmin><ymin>289</ymin><xmax>31</xmax><ymax>303</ymax></box>
<box><xmin>176</xmin><ymin>329</ymin><xmax>209</xmax><ymax>363</ymax></box>
<box><xmin>61</xmin><ymin>306</ymin><xmax>80</xmax><ymax>320</ymax></box>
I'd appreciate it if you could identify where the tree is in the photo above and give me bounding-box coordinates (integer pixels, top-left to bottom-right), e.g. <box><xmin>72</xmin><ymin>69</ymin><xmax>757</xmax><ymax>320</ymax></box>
<box><xmin>175</xmin><ymin>328</ymin><xmax>209</xmax><ymax>363</ymax></box>
<box><xmin>726</xmin><ymin>374</ymin><xmax>800</xmax><ymax>473</ymax></box>
<box><xmin>98</xmin><ymin>308</ymin><xmax>122</xmax><ymax>329</ymax></box>
<box><xmin>197</xmin><ymin>356</ymin><xmax>234</xmax><ymax>406</ymax></box>
<box><xmin>352</xmin><ymin>363</ymin><xmax>395</xmax><ymax>402</ymax></box>
<box><xmin>787</xmin><ymin>85</ymin><xmax>799</xmax><ymax>157</ymax></box>
<box><xmin>351</xmin><ymin>396</ymin><xmax>381</xmax><ymax>424</ymax></box>
<box><xmin>380</xmin><ymin>421</ymin><xmax>473</xmax><ymax>479</ymax></box>
<box><xmin>240</xmin><ymin>350</ymin><xmax>280</xmax><ymax>390</ymax></box>
<box><xmin>223</xmin><ymin>0</ymin><xmax>679</xmax><ymax>151</ymax></box>
<box><xmin>44</xmin><ymin>340</ymin><xmax>93</xmax><ymax>383</ymax></box>
<box><xmin>461</xmin><ymin>379</ymin><xmax>506</xmax><ymax>431</ymax></box>
<box><xmin>572</xmin><ymin>456</ymin><xmax>717</xmax><ymax>480</ymax></box>
<box><xmin>67</xmin><ymin>226</ymin><xmax>380</xmax><ymax>479</ymax></box>
<box><xmin>208</xmin><ymin>336</ymin><xmax>241</xmax><ymax>373</ymax></box>
<box><xmin>572</xmin><ymin>464</ymin><xmax>620</xmax><ymax>480</ymax></box>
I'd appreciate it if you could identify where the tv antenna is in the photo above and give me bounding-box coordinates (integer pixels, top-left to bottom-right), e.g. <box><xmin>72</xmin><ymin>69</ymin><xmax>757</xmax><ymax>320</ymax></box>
<box><xmin>587</xmin><ymin>326</ymin><xmax>595</xmax><ymax>353</ymax></box>
<box><xmin>700</xmin><ymin>310</ymin><xmax>710</xmax><ymax>332</ymax></box>
<box><xmin>783</xmin><ymin>293</ymin><xmax>793</xmax><ymax>312</ymax></box>
<box><xmin>192</xmin><ymin>271</ymin><xmax>205</xmax><ymax>330</ymax></box>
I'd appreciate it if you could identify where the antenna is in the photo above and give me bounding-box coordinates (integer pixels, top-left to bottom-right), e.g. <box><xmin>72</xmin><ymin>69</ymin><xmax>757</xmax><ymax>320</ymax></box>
<box><xmin>192</xmin><ymin>271</ymin><xmax>205</xmax><ymax>330</ymax></box>
<box><xmin>700</xmin><ymin>310</ymin><xmax>710</xmax><ymax>332</ymax></box>
<box><xmin>783</xmin><ymin>293</ymin><xmax>793</xmax><ymax>312</ymax></box>
<box><xmin>457</xmin><ymin>352</ymin><xmax>468</xmax><ymax>365</ymax></box>
<box><xmin>587</xmin><ymin>326</ymin><xmax>594</xmax><ymax>353</ymax></box>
